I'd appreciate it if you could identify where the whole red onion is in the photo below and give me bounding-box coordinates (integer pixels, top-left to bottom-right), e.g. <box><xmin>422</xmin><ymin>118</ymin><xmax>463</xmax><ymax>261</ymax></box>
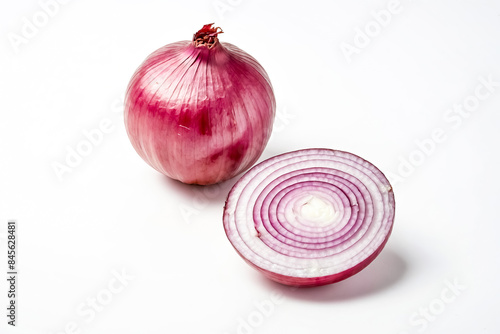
<box><xmin>124</xmin><ymin>24</ymin><xmax>276</xmax><ymax>185</ymax></box>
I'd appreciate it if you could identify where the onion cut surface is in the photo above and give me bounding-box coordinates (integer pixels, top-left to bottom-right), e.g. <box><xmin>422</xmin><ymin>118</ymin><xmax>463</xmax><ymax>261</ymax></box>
<box><xmin>223</xmin><ymin>149</ymin><xmax>395</xmax><ymax>287</ymax></box>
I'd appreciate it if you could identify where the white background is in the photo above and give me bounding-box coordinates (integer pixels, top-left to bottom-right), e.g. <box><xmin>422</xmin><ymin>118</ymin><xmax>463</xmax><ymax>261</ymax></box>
<box><xmin>1</xmin><ymin>0</ymin><xmax>499</xmax><ymax>333</ymax></box>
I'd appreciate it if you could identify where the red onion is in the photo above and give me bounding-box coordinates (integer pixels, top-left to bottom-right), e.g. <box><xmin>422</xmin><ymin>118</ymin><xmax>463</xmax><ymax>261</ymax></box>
<box><xmin>223</xmin><ymin>149</ymin><xmax>395</xmax><ymax>287</ymax></box>
<box><xmin>124</xmin><ymin>24</ymin><xmax>276</xmax><ymax>185</ymax></box>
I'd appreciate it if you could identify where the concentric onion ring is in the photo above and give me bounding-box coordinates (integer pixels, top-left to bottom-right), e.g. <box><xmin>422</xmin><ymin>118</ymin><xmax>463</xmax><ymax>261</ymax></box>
<box><xmin>223</xmin><ymin>148</ymin><xmax>395</xmax><ymax>287</ymax></box>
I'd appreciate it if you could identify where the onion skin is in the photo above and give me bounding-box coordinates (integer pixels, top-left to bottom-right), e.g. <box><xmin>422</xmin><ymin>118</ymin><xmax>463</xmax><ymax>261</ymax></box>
<box><xmin>238</xmin><ymin>232</ymin><xmax>390</xmax><ymax>287</ymax></box>
<box><xmin>124</xmin><ymin>24</ymin><xmax>276</xmax><ymax>185</ymax></box>
<box><xmin>223</xmin><ymin>149</ymin><xmax>395</xmax><ymax>287</ymax></box>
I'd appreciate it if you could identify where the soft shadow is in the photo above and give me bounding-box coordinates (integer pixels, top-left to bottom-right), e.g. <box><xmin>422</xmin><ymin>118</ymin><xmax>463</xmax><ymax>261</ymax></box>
<box><xmin>257</xmin><ymin>249</ymin><xmax>407</xmax><ymax>302</ymax></box>
<box><xmin>161</xmin><ymin>175</ymin><xmax>240</xmax><ymax>203</ymax></box>
<box><xmin>259</xmin><ymin>146</ymin><xmax>287</xmax><ymax>161</ymax></box>
<box><xmin>159</xmin><ymin>145</ymin><xmax>289</xmax><ymax>203</ymax></box>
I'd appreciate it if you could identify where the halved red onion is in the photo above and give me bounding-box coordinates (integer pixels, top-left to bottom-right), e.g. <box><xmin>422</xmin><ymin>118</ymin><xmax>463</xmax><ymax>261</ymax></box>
<box><xmin>223</xmin><ymin>149</ymin><xmax>395</xmax><ymax>287</ymax></box>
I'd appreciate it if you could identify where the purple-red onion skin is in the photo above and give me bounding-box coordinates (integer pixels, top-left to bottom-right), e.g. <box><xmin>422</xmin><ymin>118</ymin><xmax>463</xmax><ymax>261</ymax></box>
<box><xmin>124</xmin><ymin>34</ymin><xmax>275</xmax><ymax>185</ymax></box>
<box><xmin>238</xmin><ymin>231</ymin><xmax>391</xmax><ymax>287</ymax></box>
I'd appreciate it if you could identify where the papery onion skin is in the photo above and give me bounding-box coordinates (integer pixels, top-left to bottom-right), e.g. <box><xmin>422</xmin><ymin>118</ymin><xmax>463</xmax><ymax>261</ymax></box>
<box><xmin>237</xmin><ymin>233</ymin><xmax>389</xmax><ymax>287</ymax></box>
<box><xmin>223</xmin><ymin>149</ymin><xmax>395</xmax><ymax>287</ymax></box>
<box><xmin>124</xmin><ymin>24</ymin><xmax>276</xmax><ymax>185</ymax></box>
